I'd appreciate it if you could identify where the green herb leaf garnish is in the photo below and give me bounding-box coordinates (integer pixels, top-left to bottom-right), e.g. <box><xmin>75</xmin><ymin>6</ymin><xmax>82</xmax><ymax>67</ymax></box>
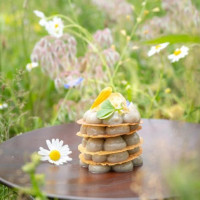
<box><xmin>97</xmin><ymin>100</ymin><xmax>115</xmax><ymax>119</ymax></box>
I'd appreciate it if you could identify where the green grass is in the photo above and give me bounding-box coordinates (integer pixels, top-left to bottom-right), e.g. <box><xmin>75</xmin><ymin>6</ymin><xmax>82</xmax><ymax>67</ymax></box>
<box><xmin>1</xmin><ymin>0</ymin><xmax>200</xmax><ymax>199</ymax></box>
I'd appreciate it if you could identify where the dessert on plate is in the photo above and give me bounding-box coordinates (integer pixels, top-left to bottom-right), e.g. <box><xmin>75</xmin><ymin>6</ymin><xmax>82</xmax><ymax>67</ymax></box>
<box><xmin>77</xmin><ymin>87</ymin><xmax>143</xmax><ymax>173</ymax></box>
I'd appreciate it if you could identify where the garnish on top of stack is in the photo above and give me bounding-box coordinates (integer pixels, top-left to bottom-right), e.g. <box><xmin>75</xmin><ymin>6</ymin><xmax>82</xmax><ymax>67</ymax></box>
<box><xmin>77</xmin><ymin>87</ymin><xmax>141</xmax><ymax>126</ymax></box>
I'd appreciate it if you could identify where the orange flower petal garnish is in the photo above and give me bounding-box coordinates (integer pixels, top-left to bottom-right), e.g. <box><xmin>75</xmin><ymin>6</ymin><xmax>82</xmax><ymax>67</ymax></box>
<box><xmin>91</xmin><ymin>87</ymin><xmax>112</xmax><ymax>109</ymax></box>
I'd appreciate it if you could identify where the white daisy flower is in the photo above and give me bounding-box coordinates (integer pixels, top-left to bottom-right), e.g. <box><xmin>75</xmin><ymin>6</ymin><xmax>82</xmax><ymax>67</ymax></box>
<box><xmin>168</xmin><ymin>46</ymin><xmax>189</xmax><ymax>63</ymax></box>
<box><xmin>33</xmin><ymin>10</ymin><xmax>47</xmax><ymax>26</ymax></box>
<box><xmin>45</xmin><ymin>17</ymin><xmax>64</xmax><ymax>38</ymax></box>
<box><xmin>0</xmin><ymin>103</ymin><xmax>8</xmax><ymax>110</ymax></box>
<box><xmin>26</xmin><ymin>62</ymin><xmax>39</xmax><ymax>72</ymax></box>
<box><xmin>148</xmin><ymin>42</ymin><xmax>169</xmax><ymax>57</ymax></box>
<box><xmin>38</xmin><ymin>139</ymin><xmax>72</xmax><ymax>165</ymax></box>
<box><xmin>3</xmin><ymin>103</ymin><xmax>8</xmax><ymax>108</ymax></box>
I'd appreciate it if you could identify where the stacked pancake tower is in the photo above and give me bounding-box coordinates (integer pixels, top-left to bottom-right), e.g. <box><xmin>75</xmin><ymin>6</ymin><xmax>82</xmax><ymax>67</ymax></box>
<box><xmin>77</xmin><ymin>87</ymin><xmax>143</xmax><ymax>173</ymax></box>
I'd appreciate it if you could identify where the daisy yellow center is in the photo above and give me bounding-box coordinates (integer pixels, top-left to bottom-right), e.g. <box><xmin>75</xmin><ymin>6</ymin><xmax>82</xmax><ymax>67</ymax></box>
<box><xmin>49</xmin><ymin>150</ymin><xmax>61</xmax><ymax>161</ymax></box>
<box><xmin>174</xmin><ymin>49</ymin><xmax>181</xmax><ymax>56</ymax></box>
<box><xmin>55</xmin><ymin>24</ymin><xmax>59</xmax><ymax>28</ymax></box>
<box><xmin>155</xmin><ymin>44</ymin><xmax>161</xmax><ymax>49</ymax></box>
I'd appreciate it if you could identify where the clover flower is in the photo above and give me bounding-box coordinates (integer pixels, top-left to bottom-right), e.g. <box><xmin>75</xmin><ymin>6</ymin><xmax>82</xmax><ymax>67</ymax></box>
<box><xmin>103</xmin><ymin>48</ymin><xmax>120</xmax><ymax>67</ymax></box>
<box><xmin>93</xmin><ymin>28</ymin><xmax>113</xmax><ymax>49</ymax></box>
<box><xmin>38</xmin><ymin>139</ymin><xmax>72</xmax><ymax>165</ymax></box>
<box><xmin>147</xmin><ymin>42</ymin><xmax>169</xmax><ymax>57</ymax></box>
<box><xmin>83</xmin><ymin>28</ymin><xmax>119</xmax><ymax>82</ymax></box>
<box><xmin>31</xmin><ymin>34</ymin><xmax>77</xmax><ymax>80</ymax></box>
<box><xmin>168</xmin><ymin>46</ymin><xmax>189</xmax><ymax>63</ymax></box>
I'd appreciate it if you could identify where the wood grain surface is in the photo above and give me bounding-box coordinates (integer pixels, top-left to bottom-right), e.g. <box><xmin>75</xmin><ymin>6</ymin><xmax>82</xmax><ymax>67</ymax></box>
<box><xmin>0</xmin><ymin>119</ymin><xmax>199</xmax><ymax>200</ymax></box>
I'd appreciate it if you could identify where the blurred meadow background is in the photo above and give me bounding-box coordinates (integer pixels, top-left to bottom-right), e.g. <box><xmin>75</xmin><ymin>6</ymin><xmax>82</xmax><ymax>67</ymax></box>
<box><xmin>1</xmin><ymin>0</ymin><xmax>200</xmax><ymax>199</ymax></box>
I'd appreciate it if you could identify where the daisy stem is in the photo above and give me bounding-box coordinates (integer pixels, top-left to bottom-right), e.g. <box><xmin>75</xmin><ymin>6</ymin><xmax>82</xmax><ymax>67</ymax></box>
<box><xmin>147</xmin><ymin>56</ymin><xmax>165</xmax><ymax>117</ymax></box>
<box><xmin>56</xmin><ymin>14</ymin><xmax>93</xmax><ymax>41</ymax></box>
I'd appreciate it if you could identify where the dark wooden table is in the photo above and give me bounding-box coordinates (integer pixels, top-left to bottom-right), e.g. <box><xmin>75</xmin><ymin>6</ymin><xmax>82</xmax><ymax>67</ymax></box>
<box><xmin>0</xmin><ymin>119</ymin><xmax>199</xmax><ymax>200</ymax></box>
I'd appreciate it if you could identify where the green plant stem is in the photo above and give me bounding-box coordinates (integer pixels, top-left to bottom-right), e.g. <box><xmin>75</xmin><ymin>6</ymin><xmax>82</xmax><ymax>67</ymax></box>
<box><xmin>147</xmin><ymin>69</ymin><xmax>163</xmax><ymax>117</ymax></box>
<box><xmin>51</xmin><ymin>89</ymin><xmax>72</xmax><ymax>125</ymax></box>
<box><xmin>112</xmin><ymin>0</ymin><xmax>147</xmax><ymax>81</ymax></box>
<box><xmin>147</xmin><ymin>55</ymin><xmax>165</xmax><ymax>117</ymax></box>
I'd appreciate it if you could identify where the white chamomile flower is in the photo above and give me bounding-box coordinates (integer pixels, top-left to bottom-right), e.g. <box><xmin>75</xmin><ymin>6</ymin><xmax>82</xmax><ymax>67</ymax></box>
<box><xmin>148</xmin><ymin>42</ymin><xmax>169</xmax><ymax>57</ymax></box>
<box><xmin>26</xmin><ymin>62</ymin><xmax>38</xmax><ymax>72</ymax></box>
<box><xmin>168</xmin><ymin>46</ymin><xmax>189</xmax><ymax>63</ymax></box>
<box><xmin>38</xmin><ymin>139</ymin><xmax>72</xmax><ymax>165</ymax></box>
<box><xmin>33</xmin><ymin>10</ymin><xmax>47</xmax><ymax>26</ymax></box>
<box><xmin>0</xmin><ymin>103</ymin><xmax>8</xmax><ymax>110</ymax></box>
<box><xmin>45</xmin><ymin>17</ymin><xmax>64</xmax><ymax>38</ymax></box>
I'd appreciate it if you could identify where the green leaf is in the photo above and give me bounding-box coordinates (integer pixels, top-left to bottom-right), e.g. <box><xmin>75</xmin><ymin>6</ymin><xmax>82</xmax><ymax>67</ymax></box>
<box><xmin>97</xmin><ymin>100</ymin><xmax>115</xmax><ymax>119</ymax></box>
<box><xmin>97</xmin><ymin>110</ymin><xmax>114</xmax><ymax>119</ymax></box>
<box><xmin>144</xmin><ymin>34</ymin><xmax>200</xmax><ymax>45</ymax></box>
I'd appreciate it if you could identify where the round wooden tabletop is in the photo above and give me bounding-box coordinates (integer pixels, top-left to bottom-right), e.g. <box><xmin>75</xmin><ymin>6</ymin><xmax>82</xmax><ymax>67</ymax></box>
<box><xmin>0</xmin><ymin>119</ymin><xmax>200</xmax><ymax>200</ymax></box>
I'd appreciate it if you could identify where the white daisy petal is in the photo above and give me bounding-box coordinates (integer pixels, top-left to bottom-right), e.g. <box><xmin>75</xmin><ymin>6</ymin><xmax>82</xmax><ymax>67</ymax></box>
<box><xmin>66</xmin><ymin>157</ymin><xmax>72</xmax><ymax>161</ymax></box>
<box><xmin>46</xmin><ymin>140</ymin><xmax>53</xmax><ymax>151</ymax></box>
<box><xmin>53</xmin><ymin>139</ymin><xmax>58</xmax><ymax>147</ymax></box>
<box><xmin>39</xmin><ymin>19</ymin><xmax>47</xmax><ymax>27</ymax></box>
<box><xmin>61</xmin><ymin>146</ymin><xmax>69</xmax><ymax>151</ymax></box>
<box><xmin>38</xmin><ymin>147</ymin><xmax>49</xmax><ymax>155</ymax></box>
<box><xmin>52</xmin><ymin>138</ymin><xmax>55</xmax><ymax>145</ymax></box>
<box><xmin>62</xmin><ymin>144</ymin><xmax>69</xmax><ymax>149</ymax></box>
<box><xmin>55</xmin><ymin>139</ymin><xmax>60</xmax><ymax>147</ymax></box>
<box><xmin>41</xmin><ymin>156</ymin><xmax>49</xmax><ymax>161</ymax></box>
<box><xmin>62</xmin><ymin>152</ymin><xmax>72</xmax><ymax>157</ymax></box>
<box><xmin>34</xmin><ymin>10</ymin><xmax>45</xmax><ymax>18</ymax></box>
<box><xmin>59</xmin><ymin>140</ymin><xmax>64</xmax><ymax>147</ymax></box>
<box><xmin>48</xmin><ymin>159</ymin><xmax>54</xmax><ymax>164</ymax></box>
<box><xmin>147</xmin><ymin>48</ymin><xmax>155</xmax><ymax>57</ymax></box>
<box><xmin>61</xmin><ymin>149</ymin><xmax>70</xmax><ymax>155</ymax></box>
<box><xmin>61</xmin><ymin>155</ymin><xmax>72</xmax><ymax>161</ymax></box>
<box><xmin>54</xmin><ymin>161</ymin><xmax>60</xmax><ymax>165</ymax></box>
<box><xmin>181</xmin><ymin>46</ymin><xmax>189</xmax><ymax>52</ymax></box>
